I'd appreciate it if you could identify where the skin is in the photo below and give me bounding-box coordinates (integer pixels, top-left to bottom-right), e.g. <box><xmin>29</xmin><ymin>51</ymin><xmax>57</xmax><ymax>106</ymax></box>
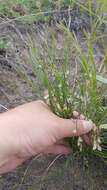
<box><xmin>0</xmin><ymin>100</ymin><xmax>94</xmax><ymax>174</ymax></box>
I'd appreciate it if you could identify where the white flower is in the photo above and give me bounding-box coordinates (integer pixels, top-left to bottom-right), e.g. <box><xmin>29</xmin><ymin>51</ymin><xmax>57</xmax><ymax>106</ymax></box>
<box><xmin>58</xmin><ymin>84</ymin><xmax>62</xmax><ymax>88</ymax></box>
<box><xmin>57</xmin><ymin>103</ymin><xmax>61</xmax><ymax>110</ymax></box>
<box><xmin>44</xmin><ymin>90</ymin><xmax>49</xmax><ymax>100</ymax></box>
<box><xmin>97</xmin><ymin>145</ymin><xmax>102</xmax><ymax>152</ymax></box>
<box><xmin>93</xmin><ymin>142</ymin><xmax>97</xmax><ymax>150</ymax></box>
<box><xmin>38</xmin><ymin>65</ymin><xmax>42</xmax><ymax>69</ymax></box>
<box><xmin>66</xmin><ymin>70</ymin><xmax>70</xmax><ymax>75</ymax></box>
<box><xmin>73</xmin><ymin>111</ymin><xmax>79</xmax><ymax>118</ymax></box>
<box><xmin>78</xmin><ymin>137</ymin><xmax>83</xmax><ymax>151</ymax></box>
<box><xmin>44</xmin><ymin>94</ymin><xmax>49</xmax><ymax>100</ymax></box>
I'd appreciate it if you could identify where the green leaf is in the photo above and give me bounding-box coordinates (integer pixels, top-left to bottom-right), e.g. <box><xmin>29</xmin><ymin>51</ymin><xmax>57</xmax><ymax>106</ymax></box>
<box><xmin>96</xmin><ymin>75</ymin><xmax>107</xmax><ymax>84</ymax></box>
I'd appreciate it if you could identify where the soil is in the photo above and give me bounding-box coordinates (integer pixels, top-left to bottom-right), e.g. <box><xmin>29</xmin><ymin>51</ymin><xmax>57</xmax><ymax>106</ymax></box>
<box><xmin>0</xmin><ymin>9</ymin><xmax>107</xmax><ymax>190</ymax></box>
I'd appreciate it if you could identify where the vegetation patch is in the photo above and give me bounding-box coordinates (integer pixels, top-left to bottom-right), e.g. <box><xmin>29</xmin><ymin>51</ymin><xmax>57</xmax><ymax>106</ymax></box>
<box><xmin>17</xmin><ymin>12</ymin><xmax>107</xmax><ymax>163</ymax></box>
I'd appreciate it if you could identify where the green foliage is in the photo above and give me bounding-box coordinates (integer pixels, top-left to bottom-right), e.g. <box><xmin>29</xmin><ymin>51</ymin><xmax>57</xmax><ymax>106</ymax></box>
<box><xmin>0</xmin><ymin>0</ymin><xmax>75</xmax><ymax>17</ymax></box>
<box><xmin>98</xmin><ymin>0</ymin><xmax>107</xmax><ymax>12</ymax></box>
<box><xmin>0</xmin><ymin>0</ymin><xmax>19</xmax><ymax>17</ymax></box>
<box><xmin>0</xmin><ymin>0</ymin><xmax>106</xmax><ymax>24</ymax></box>
<box><xmin>0</xmin><ymin>39</ymin><xmax>8</xmax><ymax>49</ymax></box>
<box><xmin>97</xmin><ymin>75</ymin><xmax>107</xmax><ymax>84</ymax></box>
<box><xmin>25</xmin><ymin>24</ymin><xmax>107</xmax><ymax>160</ymax></box>
<box><xmin>0</xmin><ymin>0</ymin><xmax>76</xmax><ymax>23</ymax></box>
<box><xmin>16</xmin><ymin>0</ymin><xmax>107</xmax><ymax>161</ymax></box>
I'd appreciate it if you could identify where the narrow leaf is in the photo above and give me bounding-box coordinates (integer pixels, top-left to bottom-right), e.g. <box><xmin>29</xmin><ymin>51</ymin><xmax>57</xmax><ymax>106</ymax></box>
<box><xmin>96</xmin><ymin>75</ymin><xmax>107</xmax><ymax>84</ymax></box>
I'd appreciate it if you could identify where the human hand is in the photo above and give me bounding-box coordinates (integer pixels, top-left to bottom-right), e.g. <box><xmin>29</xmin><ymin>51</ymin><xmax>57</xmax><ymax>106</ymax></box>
<box><xmin>0</xmin><ymin>101</ymin><xmax>94</xmax><ymax>174</ymax></box>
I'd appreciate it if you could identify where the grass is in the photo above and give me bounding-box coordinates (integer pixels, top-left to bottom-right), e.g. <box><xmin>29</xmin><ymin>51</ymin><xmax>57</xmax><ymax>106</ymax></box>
<box><xmin>0</xmin><ymin>0</ymin><xmax>76</xmax><ymax>24</ymax></box>
<box><xmin>98</xmin><ymin>0</ymin><xmax>107</xmax><ymax>12</ymax></box>
<box><xmin>8</xmin><ymin>0</ymin><xmax>106</xmax><ymax>162</ymax></box>
<box><xmin>0</xmin><ymin>0</ymin><xmax>106</xmax><ymax>25</ymax></box>
<box><xmin>0</xmin><ymin>0</ymin><xmax>75</xmax><ymax>21</ymax></box>
<box><xmin>0</xmin><ymin>1</ymin><xmax>106</xmax><ymax>189</ymax></box>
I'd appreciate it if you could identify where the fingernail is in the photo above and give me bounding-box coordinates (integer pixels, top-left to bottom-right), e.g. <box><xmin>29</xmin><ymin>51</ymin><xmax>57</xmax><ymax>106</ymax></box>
<box><xmin>83</xmin><ymin>120</ymin><xmax>93</xmax><ymax>132</ymax></box>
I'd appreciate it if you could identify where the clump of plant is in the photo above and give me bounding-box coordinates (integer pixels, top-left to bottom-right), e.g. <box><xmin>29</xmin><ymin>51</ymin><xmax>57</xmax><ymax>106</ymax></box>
<box><xmin>16</xmin><ymin>0</ymin><xmax>107</xmax><ymax>162</ymax></box>
<box><xmin>21</xmin><ymin>23</ymin><xmax>107</xmax><ymax>163</ymax></box>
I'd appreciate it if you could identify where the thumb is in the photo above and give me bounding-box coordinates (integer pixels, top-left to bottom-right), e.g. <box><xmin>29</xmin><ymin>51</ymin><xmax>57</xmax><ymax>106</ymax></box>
<box><xmin>56</xmin><ymin>118</ymin><xmax>93</xmax><ymax>140</ymax></box>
